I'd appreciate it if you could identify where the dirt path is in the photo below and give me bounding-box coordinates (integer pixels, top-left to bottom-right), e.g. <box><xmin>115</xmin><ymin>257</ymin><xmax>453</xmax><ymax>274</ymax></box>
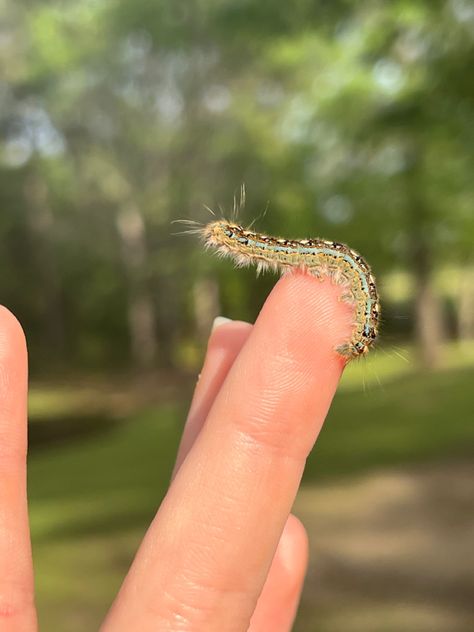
<box><xmin>293</xmin><ymin>462</ymin><xmax>474</xmax><ymax>632</ymax></box>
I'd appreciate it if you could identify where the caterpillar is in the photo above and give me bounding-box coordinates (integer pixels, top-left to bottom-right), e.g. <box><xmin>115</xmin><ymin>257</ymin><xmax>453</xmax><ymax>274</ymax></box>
<box><xmin>202</xmin><ymin>220</ymin><xmax>380</xmax><ymax>359</ymax></box>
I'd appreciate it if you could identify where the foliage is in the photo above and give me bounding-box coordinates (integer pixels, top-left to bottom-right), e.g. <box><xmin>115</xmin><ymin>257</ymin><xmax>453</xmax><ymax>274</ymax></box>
<box><xmin>1</xmin><ymin>0</ymin><xmax>473</xmax><ymax>370</ymax></box>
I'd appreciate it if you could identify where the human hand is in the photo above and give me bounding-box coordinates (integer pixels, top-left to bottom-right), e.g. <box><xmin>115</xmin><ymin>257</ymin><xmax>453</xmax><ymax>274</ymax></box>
<box><xmin>0</xmin><ymin>273</ymin><xmax>354</xmax><ymax>631</ymax></box>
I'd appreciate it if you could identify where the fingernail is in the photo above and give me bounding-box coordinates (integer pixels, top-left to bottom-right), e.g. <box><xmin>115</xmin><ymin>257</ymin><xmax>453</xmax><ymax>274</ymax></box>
<box><xmin>211</xmin><ymin>316</ymin><xmax>233</xmax><ymax>332</ymax></box>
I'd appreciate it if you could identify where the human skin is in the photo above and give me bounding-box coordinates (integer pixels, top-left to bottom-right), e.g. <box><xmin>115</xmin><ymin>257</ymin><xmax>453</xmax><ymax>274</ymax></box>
<box><xmin>0</xmin><ymin>272</ymin><xmax>354</xmax><ymax>631</ymax></box>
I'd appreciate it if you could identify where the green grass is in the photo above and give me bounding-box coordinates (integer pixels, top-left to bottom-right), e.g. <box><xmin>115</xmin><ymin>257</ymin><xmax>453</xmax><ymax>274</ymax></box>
<box><xmin>28</xmin><ymin>346</ymin><xmax>474</xmax><ymax>631</ymax></box>
<box><xmin>307</xmin><ymin>364</ymin><xmax>474</xmax><ymax>481</ymax></box>
<box><xmin>29</xmin><ymin>405</ymin><xmax>183</xmax><ymax>630</ymax></box>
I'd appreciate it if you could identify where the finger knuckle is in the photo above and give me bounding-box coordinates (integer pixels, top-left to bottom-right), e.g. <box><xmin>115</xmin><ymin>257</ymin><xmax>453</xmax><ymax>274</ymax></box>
<box><xmin>0</xmin><ymin>581</ymin><xmax>35</xmax><ymax>622</ymax></box>
<box><xmin>230</xmin><ymin>356</ymin><xmax>314</xmax><ymax>461</ymax></box>
<box><xmin>146</xmin><ymin>581</ymin><xmax>248</xmax><ymax>631</ymax></box>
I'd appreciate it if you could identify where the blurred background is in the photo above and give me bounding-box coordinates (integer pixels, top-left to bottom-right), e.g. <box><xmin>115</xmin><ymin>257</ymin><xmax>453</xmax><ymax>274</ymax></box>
<box><xmin>1</xmin><ymin>0</ymin><xmax>473</xmax><ymax>630</ymax></box>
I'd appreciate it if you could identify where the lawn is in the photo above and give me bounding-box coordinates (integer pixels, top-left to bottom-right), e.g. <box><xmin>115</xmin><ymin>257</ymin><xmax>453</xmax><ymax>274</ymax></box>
<box><xmin>28</xmin><ymin>344</ymin><xmax>474</xmax><ymax>631</ymax></box>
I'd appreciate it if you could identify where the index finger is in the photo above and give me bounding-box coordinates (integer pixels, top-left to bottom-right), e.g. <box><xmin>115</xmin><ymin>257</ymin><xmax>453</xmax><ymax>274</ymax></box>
<box><xmin>103</xmin><ymin>273</ymin><xmax>354</xmax><ymax>631</ymax></box>
<box><xmin>0</xmin><ymin>307</ymin><xmax>36</xmax><ymax>630</ymax></box>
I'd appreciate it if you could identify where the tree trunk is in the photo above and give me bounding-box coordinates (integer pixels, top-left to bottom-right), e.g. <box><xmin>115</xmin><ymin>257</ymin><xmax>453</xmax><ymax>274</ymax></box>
<box><xmin>413</xmin><ymin>264</ymin><xmax>444</xmax><ymax>369</ymax></box>
<box><xmin>193</xmin><ymin>277</ymin><xmax>221</xmax><ymax>341</ymax></box>
<box><xmin>404</xmin><ymin>146</ymin><xmax>445</xmax><ymax>369</ymax></box>
<box><xmin>116</xmin><ymin>203</ymin><xmax>158</xmax><ymax>371</ymax></box>
<box><xmin>24</xmin><ymin>170</ymin><xmax>65</xmax><ymax>360</ymax></box>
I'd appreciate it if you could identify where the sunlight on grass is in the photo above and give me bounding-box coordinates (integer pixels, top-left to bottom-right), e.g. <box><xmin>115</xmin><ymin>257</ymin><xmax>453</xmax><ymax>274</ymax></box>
<box><xmin>28</xmin><ymin>385</ymin><xmax>97</xmax><ymax>420</ymax></box>
<box><xmin>341</xmin><ymin>341</ymin><xmax>474</xmax><ymax>391</ymax></box>
<box><xmin>340</xmin><ymin>345</ymin><xmax>413</xmax><ymax>391</ymax></box>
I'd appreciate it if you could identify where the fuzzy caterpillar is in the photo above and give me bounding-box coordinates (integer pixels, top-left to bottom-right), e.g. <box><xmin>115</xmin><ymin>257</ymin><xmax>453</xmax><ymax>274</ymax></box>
<box><xmin>202</xmin><ymin>220</ymin><xmax>380</xmax><ymax>359</ymax></box>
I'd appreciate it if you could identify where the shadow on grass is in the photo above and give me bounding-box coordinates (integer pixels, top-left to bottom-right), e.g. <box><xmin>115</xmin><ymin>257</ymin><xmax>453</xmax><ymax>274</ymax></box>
<box><xmin>29</xmin><ymin>413</ymin><xmax>117</xmax><ymax>449</ymax></box>
<box><xmin>33</xmin><ymin>505</ymin><xmax>158</xmax><ymax>543</ymax></box>
<box><xmin>28</xmin><ymin>403</ymin><xmax>184</xmax><ymax>543</ymax></box>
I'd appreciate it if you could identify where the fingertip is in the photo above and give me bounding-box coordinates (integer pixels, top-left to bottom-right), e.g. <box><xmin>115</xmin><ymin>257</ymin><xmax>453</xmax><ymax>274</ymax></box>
<box><xmin>207</xmin><ymin>319</ymin><xmax>252</xmax><ymax>358</ymax></box>
<box><xmin>248</xmin><ymin>515</ymin><xmax>309</xmax><ymax>632</ymax></box>
<box><xmin>172</xmin><ymin>319</ymin><xmax>253</xmax><ymax>476</ymax></box>
<box><xmin>277</xmin><ymin>514</ymin><xmax>309</xmax><ymax>582</ymax></box>
<box><xmin>211</xmin><ymin>316</ymin><xmax>233</xmax><ymax>331</ymax></box>
<box><xmin>0</xmin><ymin>306</ymin><xmax>27</xmax><ymax>360</ymax></box>
<box><xmin>0</xmin><ymin>306</ymin><xmax>28</xmax><ymax>449</ymax></box>
<box><xmin>263</xmin><ymin>272</ymin><xmax>355</xmax><ymax>363</ymax></box>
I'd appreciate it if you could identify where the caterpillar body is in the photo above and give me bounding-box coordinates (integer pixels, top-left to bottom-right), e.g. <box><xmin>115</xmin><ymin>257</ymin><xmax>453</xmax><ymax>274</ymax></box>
<box><xmin>203</xmin><ymin>220</ymin><xmax>380</xmax><ymax>359</ymax></box>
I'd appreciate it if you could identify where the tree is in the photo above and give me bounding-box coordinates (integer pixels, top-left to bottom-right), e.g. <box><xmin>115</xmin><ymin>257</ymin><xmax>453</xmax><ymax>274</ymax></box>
<box><xmin>1</xmin><ymin>0</ymin><xmax>473</xmax><ymax>372</ymax></box>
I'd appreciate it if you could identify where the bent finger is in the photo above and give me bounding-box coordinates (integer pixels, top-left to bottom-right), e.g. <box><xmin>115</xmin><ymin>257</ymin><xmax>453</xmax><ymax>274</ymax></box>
<box><xmin>0</xmin><ymin>307</ymin><xmax>36</xmax><ymax>630</ymax></box>
<box><xmin>175</xmin><ymin>321</ymin><xmax>308</xmax><ymax>630</ymax></box>
<box><xmin>248</xmin><ymin>515</ymin><xmax>308</xmax><ymax>632</ymax></box>
<box><xmin>173</xmin><ymin>319</ymin><xmax>252</xmax><ymax>477</ymax></box>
